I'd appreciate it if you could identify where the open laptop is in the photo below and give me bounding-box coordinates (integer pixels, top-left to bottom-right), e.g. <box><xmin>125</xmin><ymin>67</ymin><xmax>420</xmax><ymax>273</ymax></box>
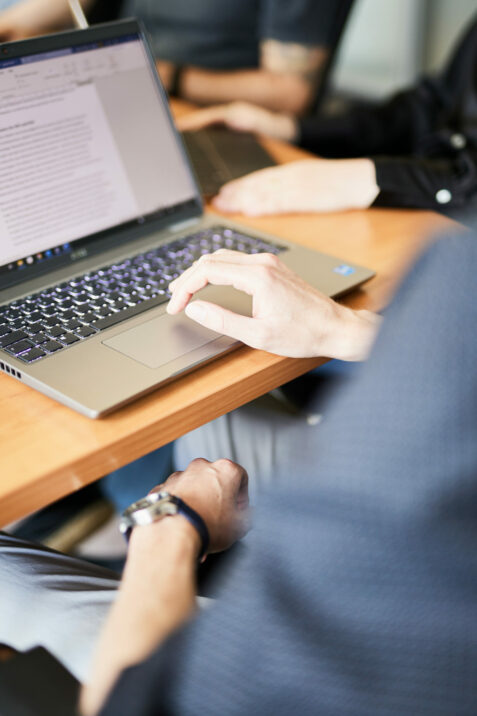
<box><xmin>0</xmin><ymin>20</ymin><xmax>374</xmax><ymax>418</ymax></box>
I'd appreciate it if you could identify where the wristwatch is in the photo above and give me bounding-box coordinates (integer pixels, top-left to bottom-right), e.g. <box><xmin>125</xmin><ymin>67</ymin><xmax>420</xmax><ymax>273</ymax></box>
<box><xmin>119</xmin><ymin>491</ymin><xmax>209</xmax><ymax>561</ymax></box>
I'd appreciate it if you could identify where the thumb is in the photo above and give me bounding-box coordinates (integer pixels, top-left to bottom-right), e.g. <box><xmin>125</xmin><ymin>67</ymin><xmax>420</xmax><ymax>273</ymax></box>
<box><xmin>185</xmin><ymin>300</ymin><xmax>254</xmax><ymax>345</ymax></box>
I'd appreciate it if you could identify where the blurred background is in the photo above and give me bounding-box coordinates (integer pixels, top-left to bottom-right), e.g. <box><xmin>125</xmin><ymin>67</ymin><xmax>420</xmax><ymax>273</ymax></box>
<box><xmin>333</xmin><ymin>0</ymin><xmax>476</xmax><ymax>99</ymax></box>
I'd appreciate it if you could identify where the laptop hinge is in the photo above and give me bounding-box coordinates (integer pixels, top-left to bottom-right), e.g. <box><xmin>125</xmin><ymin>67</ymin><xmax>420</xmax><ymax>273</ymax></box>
<box><xmin>169</xmin><ymin>218</ymin><xmax>201</xmax><ymax>233</ymax></box>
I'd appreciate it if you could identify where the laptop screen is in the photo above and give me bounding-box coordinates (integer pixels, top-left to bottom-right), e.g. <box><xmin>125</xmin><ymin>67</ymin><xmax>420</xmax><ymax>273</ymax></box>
<box><xmin>0</xmin><ymin>29</ymin><xmax>198</xmax><ymax>283</ymax></box>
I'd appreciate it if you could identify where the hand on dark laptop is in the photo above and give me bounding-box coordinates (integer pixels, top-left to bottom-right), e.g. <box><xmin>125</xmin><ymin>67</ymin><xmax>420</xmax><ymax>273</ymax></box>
<box><xmin>177</xmin><ymin>101</ymin><xmax>299</xmax><ymax>142</ymax></box>
<box><xmin>148</xmin><ymin>458</ymin><xmax>250</xmax><ymax>554</ymax></box>
<box><xmin>167</xmin><ymin>250</ymin><xmax>381</xmax><ymax>361</ymax></box>
<box><xmin>210</xmin><ymin>158</ymin><xmax>380</xmax><ymax>216</ymax></box>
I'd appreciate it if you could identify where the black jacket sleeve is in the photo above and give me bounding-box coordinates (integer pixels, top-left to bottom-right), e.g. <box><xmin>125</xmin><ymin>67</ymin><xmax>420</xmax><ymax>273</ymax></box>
<box><xmin>298</xmin><ymin>75</ymin><xmax>452</xmax><ymax>159</ymax></box>
<box><xmin>372</xmin><ymin>150</ymin><xmax>477</xmax><ymax>209</ymax></box>
<box><xmin>297</xmin><ymin>15</ymin><xmax>477</xmax><ymax>211</ymax></box>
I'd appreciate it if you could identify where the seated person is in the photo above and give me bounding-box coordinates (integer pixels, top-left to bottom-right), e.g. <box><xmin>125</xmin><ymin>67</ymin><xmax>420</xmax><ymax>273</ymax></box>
<box><xmin>0</xmin><ymin>228</ymin><xmax>477</xmax><ymax>715</ymax></box>
<box><xmin>179</xmin><ymin>12</ymin><xmax>477</xmax><ymax>217</ymax></box>
<box><xmin>104</xmin><ymin>10</ymin><xmax>477</xmax><ymax>513</ymax></box>
<box><xmin>0</xmin><ymin>0</ymin><xmax>350</xmax><ymax>115</ymax></box>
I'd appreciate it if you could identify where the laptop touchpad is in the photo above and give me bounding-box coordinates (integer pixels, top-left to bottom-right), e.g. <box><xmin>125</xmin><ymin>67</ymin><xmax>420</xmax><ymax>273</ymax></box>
<box><xmin>103</xmin><ymin>312</ymin><xmax>220</xmax><ymax>369</ymax></box>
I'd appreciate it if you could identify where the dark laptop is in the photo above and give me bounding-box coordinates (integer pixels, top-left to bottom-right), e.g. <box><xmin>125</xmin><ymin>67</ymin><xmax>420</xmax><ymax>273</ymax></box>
<box><xmin>182</xmin><ymin>127</ymin><xmax>276</xmax><ymax>197</ymax></box>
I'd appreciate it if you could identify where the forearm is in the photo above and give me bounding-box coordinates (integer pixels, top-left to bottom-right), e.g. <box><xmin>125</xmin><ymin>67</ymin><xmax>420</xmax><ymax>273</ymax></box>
<box><xmin>298</xmin><ymin>82</ymin><xmax>446</xmax><ymax>159</ymax></box>
<box><xmin>1</xmin><ymin>0</ymin><xmax>95</xmax><ymax>33</ymax></box>
<box><xmin>80</xmin><ymin>518</ymin><xmax>199</xmax><ymax>716</ymax></box>
<box><xmin>177</xmin><ymin>67</ymin><xmax>313</xmax><ymax>115</ymax></box>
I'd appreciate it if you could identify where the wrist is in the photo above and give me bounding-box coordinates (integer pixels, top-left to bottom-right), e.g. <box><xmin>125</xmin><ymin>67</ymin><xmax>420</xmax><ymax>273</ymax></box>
<box><xmin>168</xmin><ymin>65</ymin><xmax>185</xmax><ymax>98</ymax></box>
<box><xmin>348</xmin><ymin>158</ymin><xmax>380</xmax><ymax>208</ymax></box>
<box><xmin>128</xmin><ymin>515</ymin><xmax>200</xmax><ymax>569</ymax></box>
<box><xmin>277</xmin><ymin>114</ymin><xmax>299</xmax><ymax>143</ymax></box>
<box><xmin>322</xmin><ymin>304</ymin><xmax>381</xmax><ymax>362</ymax></box>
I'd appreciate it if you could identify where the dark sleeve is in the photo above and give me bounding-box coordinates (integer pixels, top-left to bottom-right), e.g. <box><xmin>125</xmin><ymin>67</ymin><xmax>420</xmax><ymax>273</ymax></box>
<box><xmin>259</xmin><ymin>0</ymin><xmax>349</xmax><ymax>47</ymax></box>
<box><xmin>371</xmin><ymin>151</ymin><xmax>477</xmax><ymax>209</ymax></box>
<box><xmin>100</xmin><ymin>233</ymin><xmax>477</xmax><ymax>716</ymax></box>
<box><xmin>298</xmin><ymin>78</ymin><xmax>451</xmax><ymax>158</ymax></box>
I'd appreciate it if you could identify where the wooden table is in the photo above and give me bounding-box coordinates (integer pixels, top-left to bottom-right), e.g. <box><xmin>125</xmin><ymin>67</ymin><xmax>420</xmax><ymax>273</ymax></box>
<box><xmin>0</xmin><ymin>131</ymin><xmax>456</xmax><ymax>527</ymax></box>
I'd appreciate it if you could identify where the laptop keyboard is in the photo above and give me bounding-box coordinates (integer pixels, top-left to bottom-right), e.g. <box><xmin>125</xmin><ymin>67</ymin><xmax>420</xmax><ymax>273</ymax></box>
<box><xmin>0</xmin><ymin>226</ymin><xmax>284</xmax><ymax>365</ymax></box>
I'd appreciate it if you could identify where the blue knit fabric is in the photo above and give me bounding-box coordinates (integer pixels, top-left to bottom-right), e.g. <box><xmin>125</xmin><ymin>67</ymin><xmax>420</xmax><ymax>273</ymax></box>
<box><xmin>102</xmin><ymin>232</ymin><xmax>477</xmax><ymax>716</ymax></box>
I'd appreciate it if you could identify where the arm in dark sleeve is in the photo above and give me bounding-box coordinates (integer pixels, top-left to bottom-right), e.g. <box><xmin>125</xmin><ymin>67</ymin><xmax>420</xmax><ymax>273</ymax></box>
<box><xmin>298</xmin><ymin>77</ymin><xmax>451</xmax><ymax>158</ymax></box>
<box><xmin>371</xmin><ymin>149</ymin><xmax>477</xmax><ymax>209</ymax></box>
<box><xmin>100</xmin><ymin>233</ymin><xmax>477</xmax><ymax>716</ymax></box>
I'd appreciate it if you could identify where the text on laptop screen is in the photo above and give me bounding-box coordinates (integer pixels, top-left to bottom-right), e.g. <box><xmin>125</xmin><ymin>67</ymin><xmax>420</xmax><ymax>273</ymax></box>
<box><xmin>0</xmin><ymin>34</ymin><xmax>197</xmax><ymax>272</ymax></box>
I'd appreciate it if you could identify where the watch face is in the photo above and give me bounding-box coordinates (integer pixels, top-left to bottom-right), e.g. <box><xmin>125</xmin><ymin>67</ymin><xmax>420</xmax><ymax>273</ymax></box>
<box><xmin>123</xmin><ymin>491</ymin><xmax>169</xmax><ymax>519</ymax></box>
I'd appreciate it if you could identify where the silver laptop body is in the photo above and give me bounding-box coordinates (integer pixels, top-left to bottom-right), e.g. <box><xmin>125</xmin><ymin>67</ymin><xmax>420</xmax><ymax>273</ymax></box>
<box><xmin>0</xmin><ymin>20</ymin><xmax>374</xmax><ymax>418</ymax></box>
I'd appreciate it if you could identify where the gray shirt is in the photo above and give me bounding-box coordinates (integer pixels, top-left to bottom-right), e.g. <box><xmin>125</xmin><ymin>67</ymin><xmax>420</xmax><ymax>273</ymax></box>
<box><xmin>101</xmin><ymin>229</ymin><xmax>477</xmax><ymax>715</ymax></box>
<box><xmin>121</xmin><ymin>0</ymin><xmax>342</xmax><ymax>68</ymax></box>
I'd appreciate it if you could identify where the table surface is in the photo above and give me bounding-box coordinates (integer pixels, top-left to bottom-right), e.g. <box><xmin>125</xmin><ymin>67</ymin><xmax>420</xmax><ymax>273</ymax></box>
<box><xmin>0</xmin><ymin>117</ymin><xmax>457</xmax><ymax>526</ymax></box>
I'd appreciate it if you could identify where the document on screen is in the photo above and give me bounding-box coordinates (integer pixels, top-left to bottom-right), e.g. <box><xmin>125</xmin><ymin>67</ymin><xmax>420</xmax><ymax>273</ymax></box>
<box><xmin>0</xmin><ymin>81</ymin><xmax>139</xmax><ymax>265</ymax></box>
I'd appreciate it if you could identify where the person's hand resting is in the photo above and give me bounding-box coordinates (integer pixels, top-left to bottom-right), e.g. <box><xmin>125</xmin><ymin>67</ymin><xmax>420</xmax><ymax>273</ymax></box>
<box><xmin>167</xmin><ymin>250</ymin><xmax>381</xmax><ymax>362</ymax></box>
<box><xmin>148</xmin><ymin>457</ymin><xmax>250</xmax><ymax>554</ymax></box>
<box><xmin>178</xmin><ymin>101</ymin><xmax>299</xmax><ymax>142</ymax></box>
<box><xmin>211</xmin><ymin>159</ymin><xmax>379</xmax><ymax>216</ymax></box>
<box><xmin>82</xmin><ymin>456</ymin><xmax>250</xmax><ymax>716</ymax></box>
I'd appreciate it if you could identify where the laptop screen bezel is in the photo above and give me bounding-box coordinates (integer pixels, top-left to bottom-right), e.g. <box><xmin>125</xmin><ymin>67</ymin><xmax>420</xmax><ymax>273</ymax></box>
<box><xmin>0</xmin><ymin>19</ymin><xmax>203</xmax><ymax>292</ymax></box>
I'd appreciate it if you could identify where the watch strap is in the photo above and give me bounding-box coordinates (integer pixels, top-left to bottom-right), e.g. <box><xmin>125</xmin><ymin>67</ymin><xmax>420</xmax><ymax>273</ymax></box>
<box><xmin>122</xmin><ymin>494</ymin><xmax>209</xmax><ymax>561</ymax></box>
<box><xmin>168</xmin><ymin>65</ymin><xmax>184</xmax><ymax>98</ymax></box>
<box><xmin>170</xmin><ymin>494</ymin><xmax>209</xmax><ymax>561</ymax></box>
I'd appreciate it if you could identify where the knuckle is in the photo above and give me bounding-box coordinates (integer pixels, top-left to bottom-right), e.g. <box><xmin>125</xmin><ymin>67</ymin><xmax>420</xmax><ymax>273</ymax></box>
<box><xmin>214</xmin><ymin>457</ymin><xmax>239</xmax><ymax>475</ymax></box>
<box><xmin>189</xmin><ymin>457</ymin><xmax>210</xmax><ymax>469</ymax></box>
<box><xmin>262</xmin><ymin>252</ymin><xmax>280</xmax><ymax>268</ymax></box>
<box><xmin>255</xmin><ymin>264</ymin><xmax>275</xmax><ymax>283</ymax></box>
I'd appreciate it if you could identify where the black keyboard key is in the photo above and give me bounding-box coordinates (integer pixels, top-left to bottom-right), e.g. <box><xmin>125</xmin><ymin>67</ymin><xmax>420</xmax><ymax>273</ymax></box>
<box><xmin>72</xmin><ymin>292</ymin><xmax>90</xmax><ymax>304</ymax></box>
<box><xmin>25</xmin><ymin>311</ymin><xmax>44</xmax><ymax>324</ymax></box>
<box><xmin>91</xmin><ymin>294</ymin><xmax>168</xmax><ymax>332</ymax></box>
<box><xmin>75</xmin><ymin>326</ymin><xmax>97</xmax><ymax>339</ymax></box>
<box><xmin>27</xmin><ymin>322</ymin><xmax>45</xmax><ymax>335</ymax></box>
<box><xmin>33</xmin><ymin>333</ymin><xmax>49</xmax><ymax>345</ymax></box>
<box><xmin>104</xmin><ymin>292</ymin><xmax>123</xmax><ymax>304</ymax></box>
<box><xmin>5</xmin><ymin>339</ymin><xmax>35</xmax><ymax>356</ymax></box>
<box><xmin>0</xmin><ymin>325</ymin><xmax>11</xmax><ymax>337</ymax></box>
<box><xmin>64</xmin><ymin>320</ymin><xmax>83</xmax><ymax>331</ymax></box>
<box><xmin>42</xmin><ymin>316</ymin><xmax>61</xmax><ymax>328</ymax></box>
<box><xmin>47</xmin><ymin>325</ymin><xmax>66</xmax><ymax>338</ymax></box>
<box><xmin>17</xmin><ymin>348</ymin><xmax>47</xmax><ymax>363</ymax></box>
<box><xmin>60</xmin><ymin>332</ymin><xmax>80</xmax><ymax>346</ymax></box>
<box><xmin>57</xmin><ymin>300</ymin><xmax>75</xmax><ymax>311</ymax></box>
<box><xmin>0</xmin><ymin>330</ymin><xmax>29</xmax><ymax>348</ymax></box>
<box><xmin>41</xmin><ymin>305</ymin><xmax>58</xmax><ymax>316</ymax></box>
<box><xmin>95</xmin><ymin>306</ymin><xmax>114</xmax><ymax>318</ymax></box>
<box><xmin>73</xmin><ymin>304</ymin><xmax>94</xmax><ymax>316</ymax></box>
<box><xmin>58</xmin><ymin>309</ymin><xmax>76</xmax><ymax>321</ymax></box>
<box><xmin>78</xmin><ymin>312</ymin><xmax>98</xmax><ymax>324</ymax></box>
<box><xmin>43</xmin><ymin>340</ymin><xmax>64</xmax><ymax>353</ymax></box>
<box><xmin>9</xmin><ymin>318</ymin><xmax>27</xmax><ymax>331</ymax></box>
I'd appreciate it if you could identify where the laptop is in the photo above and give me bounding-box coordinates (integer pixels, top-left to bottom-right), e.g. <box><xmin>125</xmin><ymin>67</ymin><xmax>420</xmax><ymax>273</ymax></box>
<box><xmin>182</xmin><ymin>127</ymin><xmax>277</xmax><ymax>197</ymax></box>
<box><xmin>0</xmin><ymin>20</ymin><xmax>374</xmax><ymax>418</ymax></box>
